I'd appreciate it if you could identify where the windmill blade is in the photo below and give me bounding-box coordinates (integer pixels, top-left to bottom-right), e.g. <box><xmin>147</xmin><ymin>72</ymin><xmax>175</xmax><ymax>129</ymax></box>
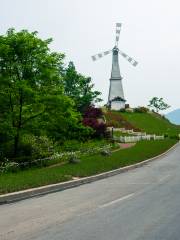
<box><xmin>119</xmin><ymin>50</ymin><xmax>138</xmax><ymax>66</ymax></box>
<box><xmin>91</xmin><ymin>50</ymin><xmax>112</xmax><ymax>61</ymax></box>
<box><xmin>115</xmin><ymin>23</ymin><xmax>122</xmax><ymax>46</ymax></box>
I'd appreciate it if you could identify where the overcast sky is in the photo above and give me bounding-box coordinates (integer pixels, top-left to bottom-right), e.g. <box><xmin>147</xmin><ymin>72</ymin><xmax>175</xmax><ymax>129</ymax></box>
<box><xmin>1</xmin><ymin>0</ymin><xmax>180</xmax><ymax>112</ymax></box>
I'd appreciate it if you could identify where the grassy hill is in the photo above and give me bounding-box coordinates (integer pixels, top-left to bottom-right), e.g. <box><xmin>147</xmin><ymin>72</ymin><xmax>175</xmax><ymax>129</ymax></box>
<box><xmin>105</xmin><ymin>111</ymin><xmax>180</xmax><ymax>137</ymax></box>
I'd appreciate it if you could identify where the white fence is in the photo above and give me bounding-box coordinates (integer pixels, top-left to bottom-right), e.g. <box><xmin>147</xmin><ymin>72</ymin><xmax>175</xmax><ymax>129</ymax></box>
<box><xmin>108</xmin><ymin>127</ymin><xmax>165</xmax><ymax>142</ymax></box>
<box><xmin>107</xmin><ymin>127</ymin><xmax>146</xmax><ymax>136</ymax></box>
<box><xmin>114</xmin><ymin>135</ymin><xmax>164</xmax><ymax>143</ymax></box>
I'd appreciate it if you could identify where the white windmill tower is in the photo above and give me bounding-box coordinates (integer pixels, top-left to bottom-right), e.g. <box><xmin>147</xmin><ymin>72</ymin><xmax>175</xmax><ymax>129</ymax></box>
<box><xmin>92</xmin><ymin>23</ymin><xmax>138</xmax><ymax>110</ymax></box>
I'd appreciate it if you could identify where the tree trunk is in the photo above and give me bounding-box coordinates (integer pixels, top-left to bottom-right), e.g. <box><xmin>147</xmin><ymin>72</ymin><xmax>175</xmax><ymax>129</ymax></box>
<box><xmin>14</xmin><ymin>88</ymin><xmax>23</xmax><ymax>157</ymax></box>
<box><xmin>14</xmin><ymin>131</ymin><xmax>20</xmax><ymax>157</ymax></box>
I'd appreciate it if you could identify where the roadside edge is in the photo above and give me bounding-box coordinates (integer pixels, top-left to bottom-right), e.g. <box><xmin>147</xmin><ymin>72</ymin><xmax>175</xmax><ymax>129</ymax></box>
<box><xmin>0</xmin><ymin>141</ymin><xmax>179</xmax><ymax>205</ymax></box>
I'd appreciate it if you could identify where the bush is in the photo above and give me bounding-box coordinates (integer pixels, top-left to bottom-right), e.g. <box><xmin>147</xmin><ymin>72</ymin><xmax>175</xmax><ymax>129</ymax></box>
<box><xmin>67</xmin><ymin>124</ymin><xmax>94</xmax><ymax>141</ymax></box>
<box><xmin>68</xmin><ymin>153</ymin><xmax>80</xmax><ymax>164</ymax></box>
<box><xmin>83</xmin><ymin>106</ymin><xmax>106</xmax><ymax>138</ymax></box>
<box><xmin>169</xmin><ymin>135</ymin><xmax>179</xmax><ymax>140</ymax></box>
<box><xmin>0</xmin><ymin>160</ymin><xmax>19</xmax><ymax>173</ymax></box>
<box><xmin>119</xmin><ymin>108</ymin><xmax>126</xmax><ymax>112</ymax></box>
<box><xmin>83</xmin><ymin>118</ymin><xmax>106</xmax><ymax>138</ymax></box>
<box><xmin>57</xmin><ymin>139</ymin><xmax>108</xmax><ymax>153</ymax></box>
<box><xmin>134</xmin><ymin>107</ymin><xmax>149</xmax><ymax>113</ymax></box>
<box><xmin>58</xmin><ymin>140</ymin><xmax>82</xmax><ymax>152</ymax></box>
<box><xmin>164</xmin><ymin>133</ymin><xmax>169</xmax><ymax>138</ymax></box>
<box><xmin>104</xmin><ymin>129</ymin><xmax>112</xmax><ymax>139</ymax></box>
<box><xmin>100</xmin><ymin>149</ymin><xmax>112</xmax><ymax>156</ymax></box>
<box><xmin>83</xmin><ymin>106</ymin><xmax>103</xmax><ymax>118</ymax></box>
<box><xmin>0</xmin><ymin>140</ymin><xmax>14</xmax><ymax>162</ymax></box>
<box><xmin>8</xmin><ymin>135</ymin><xmax>55</xmax><ymax>165</ymax></box>
<box><xmin>106</xmin><ymin>120</ymin><xmax>121</xmax><ymax>128</ymax></box>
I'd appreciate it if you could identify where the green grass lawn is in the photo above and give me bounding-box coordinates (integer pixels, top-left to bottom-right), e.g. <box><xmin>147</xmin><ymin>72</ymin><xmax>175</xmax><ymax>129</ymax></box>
<box><xmin>0</xmin><ymin>139</ymin><xmax>177</xmax><ymax>194</ymax></box>
<box><xmin>113</xmin><ymin>131</ymin><xmax>131</xmax><ymax>137</ymax></box>
<box><xmin>120</xmin><ymin>112</ymin><xmax>180</xmax><ymax>136</ymax></box>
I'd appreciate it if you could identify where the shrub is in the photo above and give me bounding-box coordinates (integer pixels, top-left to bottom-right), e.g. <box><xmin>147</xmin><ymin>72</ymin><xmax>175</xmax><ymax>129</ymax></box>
<box><xmin>0</xmin><ymin>160</ymin><xmax>19</xmax><ymax>173</ymax></box>
<box><xmin>83</xmin><ymin>106</ymin><xmax>106</xmax><ymax>138</ymax></box>
<box><xmin>100</xmin><ymin>149</ymin><xmax>112</xmax><ymax>156</ymax></box>
<box><xmin>83</xmin><ymin>118</ymin><xmax>106</xmax><ymax>138</ymax></box>
<box><xmin>169</xmin><ymin>135</ymin><xmax>179</xmax><ymax>140</ymax></box>
<box><xmin>67</xmin><ymin>124</ymin><xmax>94</xmax><ymax>141</ymax></box>
<box><xmin>58</xmin><ymin>140</ymin><xmax>82</xmax><ymax>152</ymax></box>
<box><xmin>68</xmin><ymin>153</ymin><xmax>80</xmax><ymax>164</ymax></box>
<box><xmin>8</xmin><ymin>135</ymin><xmax>56</xmax><ymax>165</ymax></box>
<box><xmin>164</xmin><ymin>133</ymin><xmax>169</xmax><ymax>138</ymax></box>
<box><xmin>134</xmin><ymin>107</ymin><xmax>149</xmax><ymax>113</ymax></box>
<box><xmin>106</xmin><ymin>120</ymin><xmax>121</xmax><ymax>128</ymax></box>
<box><xmin>0</xmin><ymin>140</ymin><xmax>14</xmax><ymax>162</ymax></box>
<box><xmin>22</xmin><ymin>135</ymin><xmax>54</xmax><ymax>159</ymax></box>
<box><xmin>83</xmin><ymin>106</ymin><xmax>103</xmax><ymax>118</ymax></box>
<box><xmin>58</xmin><ymin>139</ymin><xmax>108</xmax><ymax>153</ymax></box>
<box><xmin>104</xmin><ymin>129</ymin><xmax>112</xmax><ymax>139</ymax></box>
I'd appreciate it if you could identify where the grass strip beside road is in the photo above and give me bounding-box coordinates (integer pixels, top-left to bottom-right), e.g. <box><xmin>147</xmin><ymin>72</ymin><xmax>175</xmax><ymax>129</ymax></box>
<box><xmin>0</xmin><ymin>139</ymin><xmax>177</xmax><ymax>194</ymax></box>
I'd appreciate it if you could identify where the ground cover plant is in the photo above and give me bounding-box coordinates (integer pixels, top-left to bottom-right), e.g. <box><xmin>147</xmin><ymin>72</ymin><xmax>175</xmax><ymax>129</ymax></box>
<box><xmin>0</xmin><ymin>139</ymin><xmax>177</xmax><ymax>194</ymax></box>
<box><xmin>0</xmin><ymin>139</ymin><xmax>119</xmax><ymax>172</ymax></box>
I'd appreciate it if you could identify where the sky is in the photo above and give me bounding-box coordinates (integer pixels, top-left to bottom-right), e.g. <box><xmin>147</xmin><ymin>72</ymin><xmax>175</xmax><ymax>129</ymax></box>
<box><xmin>1</xmin><ymin>0</ymin><xmax>180</xmax><ymax>113</ymax></box>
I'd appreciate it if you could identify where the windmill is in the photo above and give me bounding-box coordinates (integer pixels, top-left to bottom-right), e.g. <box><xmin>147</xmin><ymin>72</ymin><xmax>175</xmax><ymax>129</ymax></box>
<box><xmin>91</xmin><ymin>23</ymin><xmax>138</xmax><ymax>110</ymax></box>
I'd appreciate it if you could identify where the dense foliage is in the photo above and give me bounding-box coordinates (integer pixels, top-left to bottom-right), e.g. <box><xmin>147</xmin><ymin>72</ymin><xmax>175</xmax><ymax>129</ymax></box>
<box><xmin>0</xmin><ymin>29</ymin><xmax>100</xmax><ymax>162</ymax></box>
<box><xmin>83</xmin><ymin>106</ymin><xmax>106</xmax><ymax>137</ymax></box>
<box><xmin>63</xmin><ymin>62</ymin><xmax>102</xmax><ymax>113</ymax></box>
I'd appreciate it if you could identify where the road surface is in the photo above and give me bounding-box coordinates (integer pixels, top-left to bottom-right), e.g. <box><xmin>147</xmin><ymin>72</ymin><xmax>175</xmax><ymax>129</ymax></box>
<box><xmin>0</xmin><ymin>143</ymin><xmax>180</xmax><ymax>240</ymax></box>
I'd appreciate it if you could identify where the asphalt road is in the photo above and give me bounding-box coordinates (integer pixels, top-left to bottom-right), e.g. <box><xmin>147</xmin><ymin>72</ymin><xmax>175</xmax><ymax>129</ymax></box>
<box><xmin>0</xmin><ymin>143</ymin><xmax>180</xmax><ymax>240</ymax></box>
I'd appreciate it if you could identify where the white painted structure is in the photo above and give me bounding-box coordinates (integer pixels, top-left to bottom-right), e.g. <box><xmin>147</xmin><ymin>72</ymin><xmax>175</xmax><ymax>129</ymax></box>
<box><xmin>111</xmin><ymin>100</ymin><xmax>125</xmax><ymax>110</ymax></box>
<box><xmin>91</xmin><ymin>23</ymin><xmax>138</xmax><ymax>111</ymax></box>
<box><xmin>108</xmin><ymin>47</ymin><xmax>126</xmax><ymax>110</ymax></box>
<box><xmin>114</xmin><ymin>135</ymin><xmax>164</xmax><ymax>143</ymax></box>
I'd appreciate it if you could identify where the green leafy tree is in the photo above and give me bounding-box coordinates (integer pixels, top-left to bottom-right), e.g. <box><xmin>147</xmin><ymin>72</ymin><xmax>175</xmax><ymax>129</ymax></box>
<box><xmin>148</xmin><ymin>97</ymin><xmax>170</xmax><ymax>113</ymax></box>
<box><xmin>63</xmin><ymin>62</ymin><xmax>102</xmax><ymax>113</ymax></box>
<box><xmin>0</xmin><ymin>29</ymin><xmax>81</xmax><ymax>157</ymax></box>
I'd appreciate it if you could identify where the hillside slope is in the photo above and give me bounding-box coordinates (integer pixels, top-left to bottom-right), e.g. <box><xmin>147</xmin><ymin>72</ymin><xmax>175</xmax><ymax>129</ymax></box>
<box><xmin>166</xmin><ymin>109</ymin><xmax>180</xmax><ymax>125</ymax></box>
<box><xmin>105</xmin><ymin>111</ymin><xmax>180</xmax><ymax>136</ymax></box>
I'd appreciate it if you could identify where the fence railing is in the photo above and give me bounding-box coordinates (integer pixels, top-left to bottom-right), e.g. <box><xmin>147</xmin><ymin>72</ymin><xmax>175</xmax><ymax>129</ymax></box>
<box><xmin>107</xmin><ymin>127</ymin><xmax>146</xmax><ymax>136</ymax></box>
<box><xmin>113</xmin><ymin>135</ymin><xmax>164</xmax><ymax>143</ymax></box>
<box><xmin>108</xmin><ymin>127</ymin><xmax>165</xmax><ymax>142</ymax></box>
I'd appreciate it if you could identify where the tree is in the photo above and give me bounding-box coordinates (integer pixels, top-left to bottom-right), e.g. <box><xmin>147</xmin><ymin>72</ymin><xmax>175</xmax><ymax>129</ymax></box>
<box><xmin>0</xmin><ymin>29</ymin><xmax>79</xmax><ymax>157</ymax></box>
<box><xmin>63</xmin><ymin>62</ymin><xmax>102</xmax><ymax>113</ymax></box>
<box><xmin>148</xmin><ymin>97</ymin><xmax>170</xmax><ymax>113</ymax></box>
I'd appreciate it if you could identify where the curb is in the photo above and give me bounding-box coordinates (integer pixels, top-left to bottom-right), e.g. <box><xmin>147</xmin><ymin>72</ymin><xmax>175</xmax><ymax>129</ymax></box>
<box><xmin>0</xmin><ymin>141</ymin><xmax>179</xmax><ymax>205</ymax></box>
